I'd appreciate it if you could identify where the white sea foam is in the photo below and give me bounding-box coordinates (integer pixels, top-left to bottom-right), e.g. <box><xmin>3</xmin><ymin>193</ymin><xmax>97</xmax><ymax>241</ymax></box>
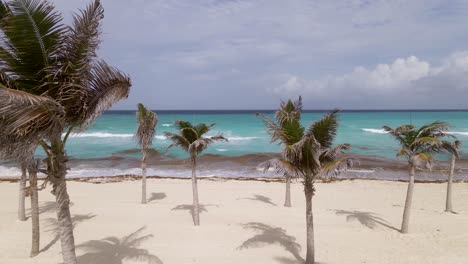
<box><xmin>67</xmin><ymin>132</ymin><xmax>134</xmax><ymax>138</ymax></box>
<box><xmin>362</xmin><ymin>128</ymin><xmax>388</xmax><ymax>134</ymax></box>
<box><xmin>162</xmin><ymin>124</ymin><xmax>172</xmax><ymax>127</ymax></box>
<box><xmin>227</xmin><ymin>136</ymin><xmax>261</xmax><ymax>141</ymax></box>
<box><xmin>0</xmin><ymin>166</ymin><xmax>21</xmax><ymax>177</ymax></box>
<box><xmin>447</xmin><ymin>131</ymin><xmax>468</xmax><ymax>136</ymax></box>
<box><xmin>155</xmin><ymin>135</ymin><xmax>167</xmax><ymax>140</ymax></box>
<box><xmin>216</xmin><ymin>149</ymin><xmax>228</xmax><ymax>152</ymax></box>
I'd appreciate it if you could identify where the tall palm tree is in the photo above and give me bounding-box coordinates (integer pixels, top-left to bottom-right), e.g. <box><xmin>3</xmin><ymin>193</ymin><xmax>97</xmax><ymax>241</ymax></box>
<box><xmin>165</xmin><ymin>121</ymin><xmax>227</xmax><ymax>226</ymax></box>
<box><xmin>18</xmin><ymin>163</ymin><xmax>27</xmax><ymax>221</ymax></box>
<box><xmin>260</xmin><ymin>109</ymin><xmax>352</xmax><ymax>264</ymax></box>
<box><xmin>445</xmin><ymin>140</ymin><xmax>461</xmax><ymax>213</ymax></box>
<box><xmin>135</xmin><ymin>103</ymin><xmax>158</xmax><ymax>204</ymax></box>
<box><xmin>257</xmin><ymin>97</ymin><xmax>304</xmax><ymax>207</ymax></box>
<box><xmin>0</xmin><ymin>1</ymin><xmax>131</xmax><ymax>263</ymax></box>
<box><xmin>27</xmin><ymin>159</ymin><xmax>40</xmax><ymax>257</ymax></box>
<box><xmin>383</xmin><ymin>122</ymin><xmax>458</xmax><ymax>233</ymax></box>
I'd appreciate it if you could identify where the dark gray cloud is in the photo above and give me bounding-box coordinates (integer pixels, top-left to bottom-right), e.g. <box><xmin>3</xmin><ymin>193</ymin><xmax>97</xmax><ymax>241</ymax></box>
<box><xmin>51</xmin><ymin>0</ymin><xmax>468</xmax><ymax>109</ymax></box>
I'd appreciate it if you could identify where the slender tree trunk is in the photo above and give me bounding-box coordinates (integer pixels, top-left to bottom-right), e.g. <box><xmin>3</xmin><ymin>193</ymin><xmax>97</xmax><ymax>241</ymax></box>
<box><xmin>305</xmin><ymin>183</ymin><xmax>315</xmax><ymax>264</ymax></box>
<box><xmin>191</xmin><ymin>156</ymin><xmax>200</xmax><ymax>226</ymax></box>
<box><xmin>141</xmin><ymin>148</ymin><xmax>147</xmax><ymax>204</ymax></box>
<box><xmin>445</xmin><ymin>154</ymin><xmax>456</xmax><ymax>213</ymax></box>
<box><xmin>401</xmin><ymin>163</ymin><xmax>415</xmax><ymax>234</ymax></box>
<box><xmin>18</xmin><ymin>163</ymin><xmax>27</xmax><ymax>221</ymax></box>
<box><xmin>28</xmin><ymin>160</ymin><xmax>40</xmax><ymax>257</ymax></box>
<box><xmin>49</xmin><ymin>138</ymin><xmax>77</xmax><ymax>264</ymax></box>
<box><xmin>284</xmin><ymin>174</ymin><xmax>292</xmax><ymax>207</ymax></box>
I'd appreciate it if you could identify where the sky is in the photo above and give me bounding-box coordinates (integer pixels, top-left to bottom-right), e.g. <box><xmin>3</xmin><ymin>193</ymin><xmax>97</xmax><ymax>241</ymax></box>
<box><xmin>52</xmin><ymin>0</ymin><xmax>468</xmax><ymax>110</ymax></box>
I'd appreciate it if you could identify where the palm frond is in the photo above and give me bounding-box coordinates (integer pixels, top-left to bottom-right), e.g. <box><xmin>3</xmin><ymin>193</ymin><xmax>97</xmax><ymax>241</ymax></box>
<box><xmin>320</xmin><ymin>157</ymin><xmax>353</xmax><ymax>179</ymax></box>
<box><xmin>258</xmin><ymin>158</ymin><xmax>301</xmax><ymax>177</ymax></box>
<box><xmin>0</xmin><ymin>87</ymin><xmax>64</xmax><ymax>158</ymax></box>
<box><xmin>188</xmin><ymin>135</ymin><xmax>227</xmax><ymax>155</ymax></box>
<box><xmin>164</xmin><ymin>132</ymin><xmax>190</xmax><ymax>152</ymax></box>
<box><xmin>416</xmin><ymin>121</ymin><xmax>450</xmax><ymax>138</ymax></box>
<box><xmin>319</xmin><ymin>143</ymin><xmax>351</xmax><ymax>163</ymax></box>
<box><xmin>73</xmin><ymin>60</ymin><xmax>131</xmax><ymax>130</ymax></box>
<box><xmin>1</xmin><ymin>0</ymin><xmax>64</xmax><ymax>91</ymax></box>
<box><xmin>440</xmin><ymin>140</ymin><xmax>460</xmax><ymax>159</ymax></box>
<box><xmin>306</xmin><ymin>109</ymin><xmax>339</xmax><ymax>148</ymax></box>
<box><xmin>135</xmin><ymin>103</ymin><xmax>158</xmax><ymax>149</ymax></box>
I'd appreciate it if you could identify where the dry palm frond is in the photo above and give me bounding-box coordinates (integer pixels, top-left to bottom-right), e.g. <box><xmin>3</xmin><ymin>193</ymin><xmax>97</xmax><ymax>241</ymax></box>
<box><xmin>0</xmin><ymin>88</ymin><xmax>64</xmax><ymax>158</ymax></box>
<box><xmin>135</xmin><ymin>103</ymin><xmax>158</xmax><ymax>149</ymax></box>
<box><xmin>76</xmin><ymin>61</ymin><xmax>131</xmax><ymax>130</ymax></box>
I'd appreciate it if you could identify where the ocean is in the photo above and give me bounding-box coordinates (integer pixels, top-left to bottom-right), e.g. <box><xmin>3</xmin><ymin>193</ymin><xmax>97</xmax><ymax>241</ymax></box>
<box><xmin>1</xmin><ymin>110</ymin><xmax>467</xmax><ymax>180</ymax></box>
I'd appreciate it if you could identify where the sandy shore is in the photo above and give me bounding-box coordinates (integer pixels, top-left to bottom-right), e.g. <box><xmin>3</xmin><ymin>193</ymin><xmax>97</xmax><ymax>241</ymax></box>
<box><xmin>1</xmin><ymin>178</ymin><xmax>468</xmax><ymax>263</ymax></box>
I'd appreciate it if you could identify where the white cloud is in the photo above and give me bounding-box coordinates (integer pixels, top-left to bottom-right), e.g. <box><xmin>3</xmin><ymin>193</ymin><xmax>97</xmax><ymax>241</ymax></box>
<box><xmin>271</xmin><ymin>52</ymin><xmax>468</xmax><ymax>108</ymax></box>
<box><xmin>49</xmin><ymin>0</ymin><xmax>468</xmax><ymax>109</ymax></box>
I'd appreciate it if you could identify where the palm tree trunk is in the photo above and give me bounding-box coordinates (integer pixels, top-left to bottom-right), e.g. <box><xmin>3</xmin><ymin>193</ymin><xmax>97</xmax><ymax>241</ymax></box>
<box><xmin>18</xmin><ymin>163</ymin><xmax>27</xmax><ymax>221</ymax></box>
<box><xmin>445</xmin><ymin>154</ymin><xmax>456</xmax><ymax>213</ymax></box>
<box><xmin>49</xmin><ymin>138</ymin><xmax>77</xmax><ymax>264</ymax></box>
<box><xmin>191</xmin><ymin>156</ymin><xmax>200</xmax><ymax>226</ymax></box>
<box><xmin>284</xmin><ymin>174</ymin><xmax>292</xmax><ymax>207</ymax></box>
<box><xmin>305</xmin><ymin>188</ymin><xmax>315</xmax><ymax>264</ymax></box>
<box><xmin>401</xmin><ymin>163</ymin><xmax>415</xmax><ymax>234</ymax></box>
<box><xmin>141</xmin><ymin>148</ymin><xmax>147</xmax><ymax>204</ymax></box>
<box><xmin>305</xmin><ymin>184</ymin><xmax>315</xmax><ymax>264</ymax></box>
<box><xmin>28</xmin><ymin>160</ymin><xmax>40</xmax><ymax>257</ymax></box>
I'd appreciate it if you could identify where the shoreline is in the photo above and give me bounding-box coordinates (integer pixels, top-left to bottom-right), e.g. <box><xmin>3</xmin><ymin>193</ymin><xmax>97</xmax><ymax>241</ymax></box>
<box><xmin>1</xmin><ymin>174</ymin><xmax>467</xmax><ymax>184</ymax></box>
<box><xmin>1</xmin><ymin>152</ymin><xmax>467</xmax><ymax>181</ymax></box>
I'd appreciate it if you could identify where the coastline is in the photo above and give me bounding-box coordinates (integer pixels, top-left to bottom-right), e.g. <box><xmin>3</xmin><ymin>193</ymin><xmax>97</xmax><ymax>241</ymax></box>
<box><xmin>1</xmin><ymin>152</ymin><xmax>467</xmax><ymax>182</ymax></box>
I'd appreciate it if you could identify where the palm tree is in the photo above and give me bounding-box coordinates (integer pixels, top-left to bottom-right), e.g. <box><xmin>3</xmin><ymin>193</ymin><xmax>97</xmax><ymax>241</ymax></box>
<box><xmin>445</xmin><ymin>140</ymin><xmax>461</xmax><ymax>213</ymax></box>
<box><xmin>135</xmin><ymin>103</ymin><xmax>158</xmax><ymax>204</ymax></box>
<box><xmin>383</xmin><ymin>122</ymin><xmax>458</xmax><ymax>233</ymax></box>
<box><xmin>18</xmin><ymin>163</ymin><xmax>27</xmax><ymax>221</ymax></box>
<box><xmin>257</xmin><ymin>97</ymin><xmax>304</xmax><ymax>207</ymax></box>
<box><xmin>27</xmin><ymin>160</ymin><xmax>40</xmax><ymax>257</ymax></box>
<box><xmin>260</xmin><ymin>109</ymin><xmax>352</xmax><ymax>264</ymax></box>
<box><xmin>0</xmin><ymin>1</ymin><xmax>131</xmax><ymax>263</ymax></box>
<box><xmin>165</xmin><ymin>121</ymin><xmax>227</xmax><ymax>226</ymax></box>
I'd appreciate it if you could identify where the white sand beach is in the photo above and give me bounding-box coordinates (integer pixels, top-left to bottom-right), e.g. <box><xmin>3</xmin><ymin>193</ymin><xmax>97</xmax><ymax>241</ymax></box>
<box><xmin>1</xmin><ymin>179</ymin><xmax>468</xmax><ymax>264</ymax></box>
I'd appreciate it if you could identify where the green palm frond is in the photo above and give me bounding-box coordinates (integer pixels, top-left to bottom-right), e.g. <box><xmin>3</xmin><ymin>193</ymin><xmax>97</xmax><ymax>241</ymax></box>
<box><xmin>1</xmin><ymin>0</ymin><xmax>64</xmax><ymax>91</ymax></box>
<box><xmin>167</xmin><ymin>121</ymin><xmax>225</xmax><ymax>156</ymax></box>
<box><xmin>306</xmin><ymin>109</ymin><xmax>339</xmax><ymax>148</ymax></box>
<box><xmin>416</xmin><ymin>121</ymin><xmax>450</xmax><ymax>138</ymax></box>
<box><xmin>164</xmin><ymin>132</ymin><xmax>190</xmax><ymax>152</ymax></box>
<box><xmin>188</xmin><ymin>135</ymin><xmax>227</xmax><ymax>155</ymax></box>
<box><xmin>135</xmin><ymin>103</ymin><xmax>158</xmax><ymax>150</ymax></box>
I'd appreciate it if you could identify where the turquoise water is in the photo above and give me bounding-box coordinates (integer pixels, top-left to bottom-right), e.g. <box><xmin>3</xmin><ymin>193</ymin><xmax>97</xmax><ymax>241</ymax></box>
<box><xmin>2</xmin><ymin>110</ymin><xmax>467</xmax><ymax>179</ymax></box>
<box><xmin>62</xmin><ymin>110</ymin><xmax>468</xmax><ymax>159</ymax></box>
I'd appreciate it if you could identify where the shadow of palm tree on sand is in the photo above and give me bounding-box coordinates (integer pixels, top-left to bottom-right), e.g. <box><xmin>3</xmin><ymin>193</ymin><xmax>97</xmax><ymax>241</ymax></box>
<box><xmin>27</xmin><ymin>201</ymin><xmax>74</xmax><ymax>218</ymax></box>
<box><xmin>77</xmin><ymin>226</ymin><xmax>163</xmax><ymax>264</ymax></box>
<box><xmin>171</xmin><ymin>204</ymin><xmax>217</xmax><ymax>225</ymax></box>
<box><xmin>238</xmin><ymin>222</ymin><xmax>304</xmax><ymax>263</ymax></box>
<box><xmin>240</xmin><ymin>194</ymin><xmax>277</xmax><ymax>206</ymax></box>
<box><xmin>334</xmin><ymin>210</ymin><xmax>399</xmax><ymax>232</ymax></box>
<box><xmin>147</xmin><ymin>192</ymin><xmax>166</xmax><ymax>203</ymax></box>
<box><xmin>42</xmin><ymin>213</ymin><xmax>96</xmax><ymax>253</ymax></box>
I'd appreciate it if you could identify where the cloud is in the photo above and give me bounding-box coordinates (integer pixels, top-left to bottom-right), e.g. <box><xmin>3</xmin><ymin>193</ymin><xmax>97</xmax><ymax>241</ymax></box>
<box><xmin>48</xmin><ymin>0</ymin><xmax>468</xmax><ymax>109</ymax></box>
<box><xmin>271</xmin><ymin>52</ymin><xmax>468</xmax><ymax>109</ymax></box>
